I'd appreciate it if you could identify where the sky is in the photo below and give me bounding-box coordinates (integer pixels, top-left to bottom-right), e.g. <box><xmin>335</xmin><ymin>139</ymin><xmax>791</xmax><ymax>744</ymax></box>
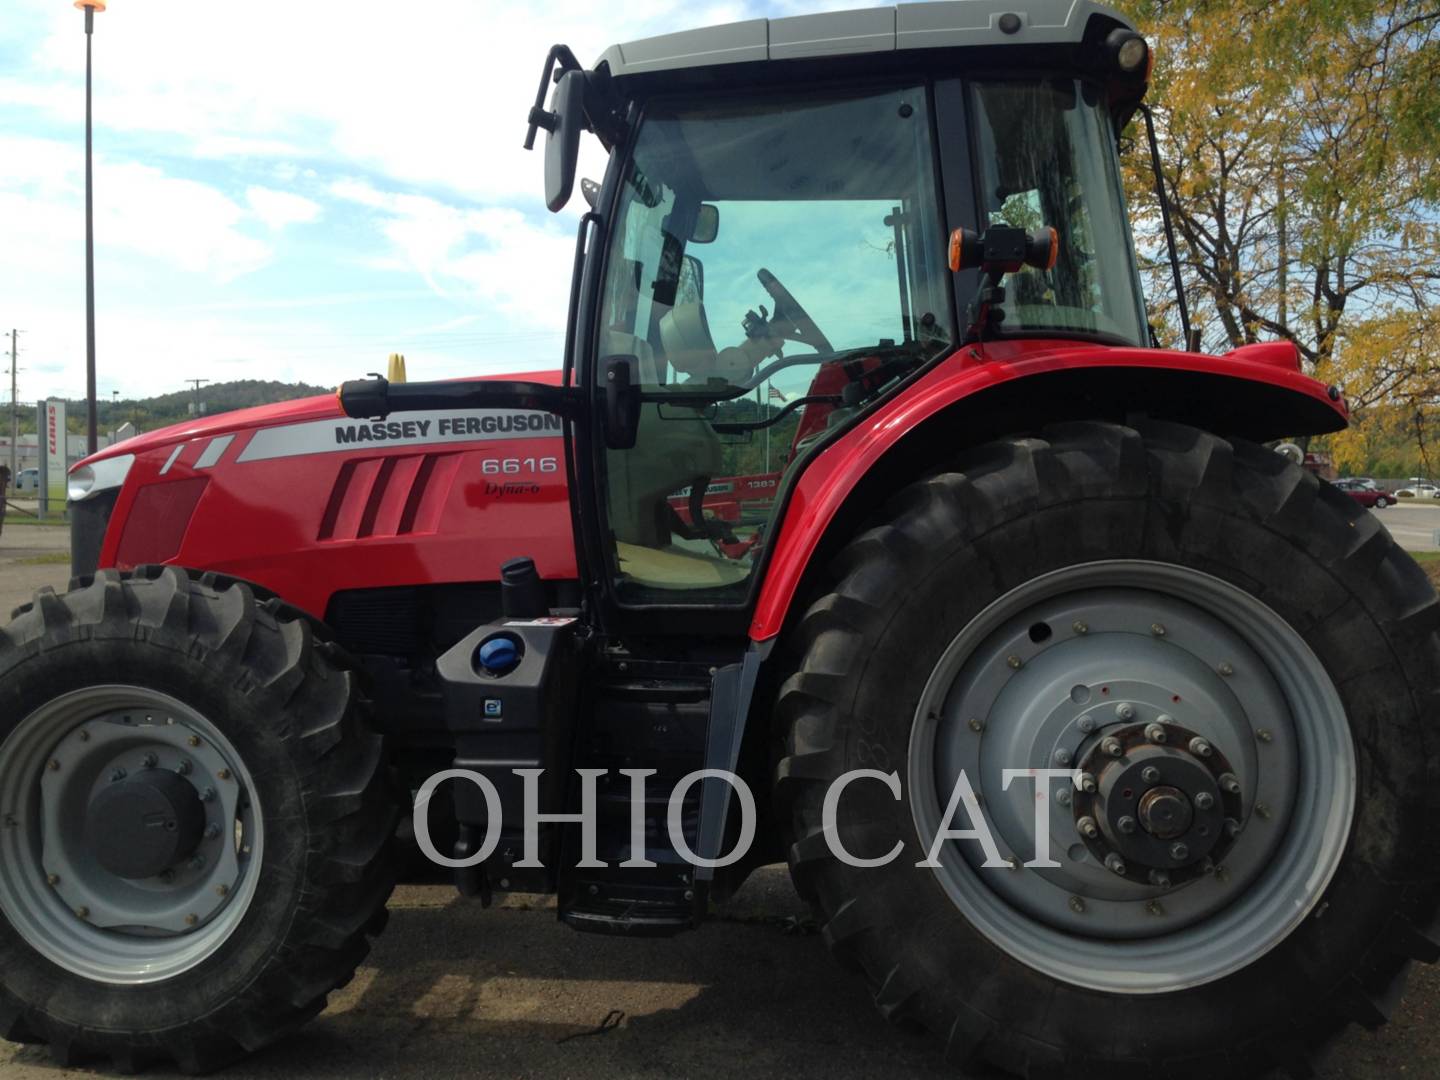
<box><xmin>0</xmin><ymin>0</ymin><xmax>861</xmax><ymax>404</ymax></box>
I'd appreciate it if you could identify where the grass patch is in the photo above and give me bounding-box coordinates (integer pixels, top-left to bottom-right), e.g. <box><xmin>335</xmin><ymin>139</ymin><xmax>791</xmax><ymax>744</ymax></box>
<box><xmin>1409</xmin><ymin>551</ymin><xmax>1440</xmax><ymax>565</ymax></box>
<box><xmin>16</xmin><ymin>552</ymin><xmax>71</xmax><ymax>566</ymax></box>
<box><xmin>1</xmin><ymin>516</ymin><xmax>69</xmax><ymax>528</ymax></box>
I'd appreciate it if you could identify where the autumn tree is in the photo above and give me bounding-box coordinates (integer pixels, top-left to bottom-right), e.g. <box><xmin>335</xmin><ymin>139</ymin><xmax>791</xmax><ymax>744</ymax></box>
<box><xmin>1117</xmin><ymin>1</ymin><xmax>1439</xmax><ymax>468</ymax></box>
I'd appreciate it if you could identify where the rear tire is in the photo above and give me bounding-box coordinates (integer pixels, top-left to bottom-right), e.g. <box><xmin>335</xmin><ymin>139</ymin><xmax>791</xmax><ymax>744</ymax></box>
<box><xmin>775</xmin><ymin>421</ymin><xmax>1440</xmax><ymax>1078</ymax></box>
<box><xmin>0</xmin><ymin>567</ymin><xmax>397</xmax><ymax>1072</ymax></box>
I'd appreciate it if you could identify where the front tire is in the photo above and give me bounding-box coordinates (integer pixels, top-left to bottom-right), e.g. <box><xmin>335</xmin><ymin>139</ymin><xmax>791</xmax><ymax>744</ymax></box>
<box><xmin>0</xmin><ymin>567</ymin><xmax>397</xmax><ymax>1071</ymax></box>
<box><xmin>776</xmin><ymin>421</ymin><xmax>1440</xmax><ymax>1078</ymax></box>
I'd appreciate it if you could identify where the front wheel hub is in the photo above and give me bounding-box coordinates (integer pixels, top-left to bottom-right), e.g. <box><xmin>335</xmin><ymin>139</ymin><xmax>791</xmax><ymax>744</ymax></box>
<box><xmin>1075</xmin><ymin>719</ymin><xmax>1241</xmax><ymax>884</ymax></box>
<box><xmin>86</xmin><ymin>771</ymin><xmax>206</xmax><ymax>880</ymax></box>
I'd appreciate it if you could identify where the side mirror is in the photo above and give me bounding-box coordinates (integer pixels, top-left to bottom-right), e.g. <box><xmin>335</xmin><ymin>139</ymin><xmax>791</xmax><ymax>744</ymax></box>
<box><xmin>691</xmin><ymin>203</ymin><xmax>720</xmax><ymax>243</ymax></box>
<box><xmin>602</xmin><ymin>355</ymin><xmax>642</xmax><ymax>450</ymax></box>
<box><xmin>544</xmin><ymin>71</ymin><xmax>586</xmax><ymax>213</ymax></box>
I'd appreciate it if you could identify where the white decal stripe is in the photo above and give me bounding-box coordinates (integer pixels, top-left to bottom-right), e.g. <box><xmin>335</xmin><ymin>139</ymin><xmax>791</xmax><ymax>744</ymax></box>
<box><xmin>195</xmin><ymin>434</ymin><xmax>236</xmax><ymax>469</ymax></box>
<box><xmin>158</xmin><ymin>444</ymin><xmax>185</xmax><ymax>475</ymax></box>
<box><xmin>234</xmin><ymin>409</ymin><xmax>563</xmax><ymax>463</ymax></box>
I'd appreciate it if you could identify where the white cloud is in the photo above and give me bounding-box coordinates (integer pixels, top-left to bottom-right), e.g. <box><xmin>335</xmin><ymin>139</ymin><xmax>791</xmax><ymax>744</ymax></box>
<box><xmin>245</xmin><ymin>186</ymin><xmax>322</xmax><ymax>230</ymax></box>
<box><xmin>329</xmin><ymin>178</ymin><xmax>574</xmax><ymax>328</ymax></box>
<box><xmin>5</xmin><ymin>0</ymin><xmax>797</xmax><ymax>204</ymax></box>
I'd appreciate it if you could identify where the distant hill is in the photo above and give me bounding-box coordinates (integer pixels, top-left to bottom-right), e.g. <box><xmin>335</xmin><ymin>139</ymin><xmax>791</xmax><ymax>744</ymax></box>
<box><xmin>14</xmin><ymin>380</ymin><xmax>332</xmax><ymax>437</ymax></box>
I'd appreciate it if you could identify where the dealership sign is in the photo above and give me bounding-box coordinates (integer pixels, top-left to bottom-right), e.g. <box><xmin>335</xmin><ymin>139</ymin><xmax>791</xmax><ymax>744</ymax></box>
<box><xmin>42</xmin><ymin>399</ymin><xmax>67</xmax><ymax>509</ymax></box>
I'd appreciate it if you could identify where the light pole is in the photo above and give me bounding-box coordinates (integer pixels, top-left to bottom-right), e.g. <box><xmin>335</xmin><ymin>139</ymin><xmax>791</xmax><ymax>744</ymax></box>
<box><xmin>76</xmin><ymin>0</ymin><xmax>106</xmax><ymax>456</ymax></box>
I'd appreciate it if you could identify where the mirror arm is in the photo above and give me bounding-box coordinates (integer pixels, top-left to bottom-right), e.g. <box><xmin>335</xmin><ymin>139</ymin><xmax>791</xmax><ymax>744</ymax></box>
<box><xmin>339</xmin><ymin>375</ymin><xmax>581</xmax><ymax>421</ymax></box>
<box><xmin>524</xmin><ymin>44</ymin><xmax>582</xmax><ymax>150</ymax></box>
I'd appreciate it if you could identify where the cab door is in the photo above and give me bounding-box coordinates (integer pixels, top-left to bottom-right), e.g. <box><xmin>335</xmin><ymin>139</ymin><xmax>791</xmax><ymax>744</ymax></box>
<box><xmin>570</xmin><ymin>85</ymin><xmax>957</xmax><ymax>635</ymax></box>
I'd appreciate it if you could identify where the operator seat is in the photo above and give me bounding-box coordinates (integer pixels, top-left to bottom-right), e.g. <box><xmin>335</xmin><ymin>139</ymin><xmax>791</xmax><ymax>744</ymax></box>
<box><xmin>602</xmin><ymin>311</ymin><xmax>750</xmax><ymax>590</ymax></box>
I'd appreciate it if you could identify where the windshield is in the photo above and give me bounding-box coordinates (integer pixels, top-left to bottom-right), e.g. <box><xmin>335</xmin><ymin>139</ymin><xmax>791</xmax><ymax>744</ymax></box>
<box><xmin>970</xmin><ymin>80</ymin><xmax>1149</xmax><ymax>344</ymax></box>
<box><xmin>596</xmin><ymin>86</ymin><xmax>949</xmax><ymax>603</ymax></box>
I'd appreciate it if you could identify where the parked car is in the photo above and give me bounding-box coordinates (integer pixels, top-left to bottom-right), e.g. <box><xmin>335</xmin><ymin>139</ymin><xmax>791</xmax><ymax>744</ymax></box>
<box><xmin>1334</xmin><ymin>477</ymin><xmax>1398</xmax><ymax>508</ymax></box>
<box><xmin>1397</xmin><ymin>479</ymin><xmax>1440</xmax><ymax>499</ymax></box>
<box><xmin>14</xmin><ymin>468</ymin><xmax>39</xmax><ymax>493</ymax></box>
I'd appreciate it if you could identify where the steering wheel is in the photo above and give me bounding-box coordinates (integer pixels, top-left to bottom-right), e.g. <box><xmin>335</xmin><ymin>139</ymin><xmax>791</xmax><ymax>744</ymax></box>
<box><xmin>757</xmin><ymin>269</ymin><xmax>834</xmax><ymax>355</ymax></box>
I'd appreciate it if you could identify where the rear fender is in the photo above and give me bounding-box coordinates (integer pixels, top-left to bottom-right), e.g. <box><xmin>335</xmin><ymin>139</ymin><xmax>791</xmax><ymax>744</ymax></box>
<box><xmin>749</xmin><ymin>348</ymin><xmax>1348</xmax><ymax>642</ymax></box>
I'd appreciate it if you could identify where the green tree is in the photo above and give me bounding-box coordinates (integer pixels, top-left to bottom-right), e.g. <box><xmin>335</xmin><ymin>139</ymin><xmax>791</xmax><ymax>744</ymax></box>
<box><xmin>1119</xmin><ymin>1</ymin><xmax>1439</xmax><ymax>468</ymax></box>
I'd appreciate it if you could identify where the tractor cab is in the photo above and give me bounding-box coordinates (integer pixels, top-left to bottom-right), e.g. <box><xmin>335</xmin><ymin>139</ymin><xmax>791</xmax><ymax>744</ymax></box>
<box><xmin>533</xmin><ymin>3</ymin><xmax>1155</xmax><ymax>622</ymax></box>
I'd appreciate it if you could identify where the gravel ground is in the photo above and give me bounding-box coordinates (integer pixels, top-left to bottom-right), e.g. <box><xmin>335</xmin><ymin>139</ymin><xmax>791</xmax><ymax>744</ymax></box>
<box><xmin>0</xmin><ymin>521</ymin><xmax>71</xmax><ymax>616</ymax></box>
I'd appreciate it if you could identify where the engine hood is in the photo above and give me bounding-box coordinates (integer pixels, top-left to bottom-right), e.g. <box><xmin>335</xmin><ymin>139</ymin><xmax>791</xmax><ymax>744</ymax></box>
<box><xmin>75</xmin><ymin>369</ymin><xmax>564</xmax><ymax>471</ymax></box>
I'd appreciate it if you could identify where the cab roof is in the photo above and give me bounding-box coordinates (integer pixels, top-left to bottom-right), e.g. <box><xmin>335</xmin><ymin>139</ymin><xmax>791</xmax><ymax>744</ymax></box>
<box><xmin>596</xmin><ymin>0</ymin><xmax>1135</xmax><ymax>80</ymax></box>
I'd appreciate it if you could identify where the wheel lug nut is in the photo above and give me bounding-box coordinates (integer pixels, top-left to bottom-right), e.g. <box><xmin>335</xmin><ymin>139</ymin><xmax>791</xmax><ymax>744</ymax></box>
<box><xmin>177</xmin><ymin>759</ymin><xmax>193</xmax><ymax>776</ymax></box>
<box><xmin>46</xmin><ymin>873</ymin><xmax>59</xmax><ymax>886</ymax></box>
<box><xmin>1225</xmin><ymin>818</ymin><xmax>1241</xmax><ymax>837</ymax></box>
<box><xmin>1148</xmin><ymin>869</ymin><xmax>1171</xmax><ymax>888</ymax></box>
<box><xmin>216</xmin><ymin>885</ymin><xmax>230</xmax><ymax>898</ymax></box>
<box><xmin>110</xmin><ymin>768</ymin><xmax>127</xmax><ymax>782</ymax></box>
<box><xmin>1219</xmin><ymin>773</ymin><xmax>1241</xmax><ymax>795</ymax></box>
<box><xmin>1072</xmin><ymin>621</ymin><xmax>1089</xmax><ymax>635</ymax></box>
<box><xmin>1104</xmin><ymin>853</ymin><xmax>1127</xmax><ymax>876</ymax></box>
<box><xmin>185</xmin><ymin>913</ymin><xmax>199</xmax><ymax>927</ymax></box>
<box><xmin>1255</xmin><ymin>803</ymin><xmax>1271</xmax><ymax>820</ymax></box>
<box><xmin>1053</xmin><ymin>748</ymin><xmax>1073</xmax><ymax>766</ymax></box>
<box><xmin>1078</xmin><ymin>816</ymin><xmax>1100</xmax><ymax>839</ymax></box>
<box><xmin>1055</xmin><ymin>788</ymin><xmax>1072</xmax><ymax>806</ymax></box>
<box><xmin>217</xmin><ymin>769</ymin><xmax>232</xmax><ymax>781</ymax></box>
<box><xmin>1218</xmin><ymin>662</ymin><xmax>1235</xmax><ymax>677</ymax></box>
<box><xmin>190</xmin><ymin>856</ymin><xmax>206</xmax><ymax>871</ymax></box>
<box><xmin>1151</xmin><ymin>623</ymin><xmax>1167</xmax><ymax>637</ymax></box>
<box><xmin>141</xmin><ymin>752</ymin><xmax>158</xmax><ymax>768</ymax></box>
<box><xmin>1141</xmin><ymin>766</ymin><xmax>1161</xmax><ymax>784</ymax></box>
<box><xmin>1115</xmin><ymin>703</ymin><xmax>1136</xmax><ymax>721</ymax></box>
<box><xmin>1145</xmin><ymin>723</ymin><xmax>1168</xmax><ymax>744</ymax></box>
<box><xmin>77</xmin><ymin>730</ymin><xmax>90</xmax><ymax>742</ymax></box>
<box><xmin>1188</xmin><ymin>737</ymin><xmax>1213</xmax><ymax>757</ymax></box>
<box><xmin>204</xmin><ymin>823</ymin><xmax>223</xmax><ymax>840</ymax></box>
<box><xmin>1078</xmin><ymin>773</ymin><xmax>1098</xmax><ymax>793</ymax></box>
<box><xmin>187</xmin><ymin>735</ymin><xmax>201</xmax><ymax>748</ymax></box>
<box><xmin>1069</xmin><ymin>895</ymin><xmax>1086</xmax><ymax>913</ymax></box>
<box><xmin>200</xmin><ymin>787</ymin><xmax>216</xmax><ymax>803</ymax></box>
<box><xmin>1007</xmin><ymin>655</ymin><xmax>1023</xmax><ymax>670</ymax></box>
<box><xmin>75</xmin><ymin>906</ymin><xmax>89</xmax><ymax>920</ymax></box>
<box><xmin>46</xmin><ymin>759</ymin><xmax>61</xmax><ymax>773</ymax></box>
<box><xmin>1118</xmin><ymin>815</ymin><xmax>1137</xmax><ymax>834</ymax></box>
<box><xmin>1256</xmin><ymin>729</ymin><xmax>1273</xmax><ymax>743</ymax></box>
<box><xmin>1169</xmin><ymin>842</ymin><xmax>1190</xmax><ymax>861</ymax></box>
<box><xmin>968</xmin><ymin>717</ymin><xmax>984</xmax><ymax>733</ymax></box>
<box><xmin>1077</xmin><ymin>715</ymin><xmax>1095</xmax><ymax>733</ymax></box>
<box><xmin>1101</xmin><ymin>737</ymin><xmax>1123</xmax><ymax>757</ymax></box>
<box><xmin>1194</xmin><ymin>791</ymin><xmax>1215</xmax><ymax>810</ymax></box>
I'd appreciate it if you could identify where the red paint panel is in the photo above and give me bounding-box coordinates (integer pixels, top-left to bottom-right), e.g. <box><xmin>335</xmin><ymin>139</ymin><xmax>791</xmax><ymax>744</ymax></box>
<box><xmin>748</xmin><ymin>339</ymin><xmax>1348</xmax><ymax>641</ymax></box>
<box><xmin>115</xmin><ymin>478</ymin><xmax>209</xmax><ymax>567</ymax></box>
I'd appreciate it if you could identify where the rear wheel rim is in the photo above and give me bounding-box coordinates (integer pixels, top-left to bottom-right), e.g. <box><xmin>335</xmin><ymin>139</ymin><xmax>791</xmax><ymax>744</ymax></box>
<box><xmin>0</xmin><ymin>686</ymin><xmax>264</xmax><ymax>985</ymax></box>
<box><xmin>909</xmin><ymin>560</ymin><xmax>1355</xmax><ymax>994</ymax></box>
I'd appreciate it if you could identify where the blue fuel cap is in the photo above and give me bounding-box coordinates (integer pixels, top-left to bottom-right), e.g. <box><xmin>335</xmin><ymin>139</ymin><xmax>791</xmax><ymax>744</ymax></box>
<box><xmin>476</xmin><ymin>635</ymin><xmax>522</xmax><ymax>676</ymax></box>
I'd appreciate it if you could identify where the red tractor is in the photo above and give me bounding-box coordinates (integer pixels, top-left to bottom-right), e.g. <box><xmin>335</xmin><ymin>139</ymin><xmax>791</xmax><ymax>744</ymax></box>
<box><xmin>3</xmin><ymin>3</ymin><xmax>1436</xmax><ymax>1076</ymax></box>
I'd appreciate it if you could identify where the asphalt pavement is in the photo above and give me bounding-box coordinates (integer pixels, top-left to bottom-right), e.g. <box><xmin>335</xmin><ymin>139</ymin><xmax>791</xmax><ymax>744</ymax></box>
<box><xmin>1375</xmin><ymin>501</ymin><xmax>1440</xmax><ymax>552</ymax></box>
